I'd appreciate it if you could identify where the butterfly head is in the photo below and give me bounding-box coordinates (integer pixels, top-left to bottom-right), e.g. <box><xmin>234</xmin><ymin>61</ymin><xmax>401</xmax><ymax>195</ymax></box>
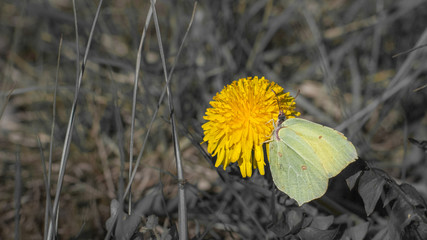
<box><xmin>277</xmin><ymin>110</ymin><xmax>287</xmax><ymax>126</ymax></box>
<box><xmin>272</xmin><ymin>89</ymin><xmax>299</xmax><ymax>127</ymax></box>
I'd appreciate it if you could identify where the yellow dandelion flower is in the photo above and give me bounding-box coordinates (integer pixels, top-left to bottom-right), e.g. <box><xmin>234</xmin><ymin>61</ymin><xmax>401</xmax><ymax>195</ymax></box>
<box><xmin>202</xmin><ymin>76</ymin><xmax>300</xmax><ymax>178</ymax></box>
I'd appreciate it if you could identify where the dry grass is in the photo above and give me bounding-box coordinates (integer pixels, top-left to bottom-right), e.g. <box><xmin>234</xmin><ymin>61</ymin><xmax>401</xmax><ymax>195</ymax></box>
<box><xmin>1</xmin><ymin>0</ymin><xmax>427</xmax><ymax>239</ymax></box>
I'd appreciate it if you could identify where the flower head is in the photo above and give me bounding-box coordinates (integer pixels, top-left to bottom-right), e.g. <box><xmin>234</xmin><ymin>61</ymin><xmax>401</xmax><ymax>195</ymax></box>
<box><xmin>202</xmin><ymin>76</ymin><xmax>300</xmax><ymax>177</ymax></box>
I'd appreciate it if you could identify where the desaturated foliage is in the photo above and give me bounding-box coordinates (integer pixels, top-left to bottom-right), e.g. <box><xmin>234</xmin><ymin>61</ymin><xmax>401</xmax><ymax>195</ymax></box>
<box><xmin>0</xmin><ymin>0</ymin><xmax>426</xmax><ymax>239</ymax></box>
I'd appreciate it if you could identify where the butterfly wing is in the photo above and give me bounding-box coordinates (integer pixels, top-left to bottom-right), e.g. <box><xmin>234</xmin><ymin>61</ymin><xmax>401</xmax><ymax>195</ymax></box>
<box><xmin>283</xmin><ymin>118</ymin><xmax>357</xmax><ymax>177</ymax></box>
<box><xmin>269</xmin><ymin>125</ymin><xmax>329</xmax><ymax>206</ymax></box>
<box><xmin>269</xmin><ymin>118</ymin><xmax>357</xmax><ymax>206</ymax></box>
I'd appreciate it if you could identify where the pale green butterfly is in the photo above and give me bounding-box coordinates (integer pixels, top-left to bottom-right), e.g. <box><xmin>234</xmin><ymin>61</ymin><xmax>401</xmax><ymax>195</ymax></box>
<box><xmin>269</xmin><ymin>94</ymin><xmax>357</xmax><ymax>206</ymax></box>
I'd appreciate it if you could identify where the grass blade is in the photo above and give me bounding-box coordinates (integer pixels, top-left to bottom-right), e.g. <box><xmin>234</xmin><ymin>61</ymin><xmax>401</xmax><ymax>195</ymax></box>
<box><xmin>47</xmin><ymin>0</ymin><xmax>105</xmax><ymax>238</ymax></box>
<box><xmin>14</xmin><ymin>148</ymin><xmax>22</xmax><ymax>240</ymax></box>
<box><xmin>150</xmin><ymin>0</ymin><xmax>188</xmax><ymax>238</ymax></box>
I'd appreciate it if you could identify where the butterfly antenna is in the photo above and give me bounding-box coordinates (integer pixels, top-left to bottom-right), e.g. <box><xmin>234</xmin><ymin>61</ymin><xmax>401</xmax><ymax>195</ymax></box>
<box><xmin>271</xmin><ymin>89</ymin><xmax>286</xmax><ymax>125</ymax></box>
<box><xmin>283</xmin><ymin>89</ymin><xmax>299</xmax><ymax>114</ymax></box>
<box><xmin>271</xmin><ymin>89</ymin><xmax>283</xmax><ymax>113</ymax></box>
<box><xmin>295</xmin><ymin>89</ymin><xmax>300</xmax><ymax>99</ymax></box>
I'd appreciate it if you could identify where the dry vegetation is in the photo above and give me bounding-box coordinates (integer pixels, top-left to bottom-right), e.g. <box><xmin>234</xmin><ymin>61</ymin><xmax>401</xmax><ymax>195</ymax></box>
<box><xmin>0</xmin><ymin>0</ymin><xmax>426</xmax><ymax>239</ymax></box>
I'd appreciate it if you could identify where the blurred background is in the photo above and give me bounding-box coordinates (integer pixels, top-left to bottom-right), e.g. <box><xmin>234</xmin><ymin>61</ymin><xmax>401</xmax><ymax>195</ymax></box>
<box><xmin>1</xmin><ymin>0</ymin><xmax>426</xmax><ymax>239</ymax></box>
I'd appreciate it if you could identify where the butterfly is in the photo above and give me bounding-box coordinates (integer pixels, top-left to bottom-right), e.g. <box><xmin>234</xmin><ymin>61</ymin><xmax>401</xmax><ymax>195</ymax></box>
<box><xmin>269</xmin><ymin>94</ymin><xmax>357</xmax><ymax>206</ymax></box>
